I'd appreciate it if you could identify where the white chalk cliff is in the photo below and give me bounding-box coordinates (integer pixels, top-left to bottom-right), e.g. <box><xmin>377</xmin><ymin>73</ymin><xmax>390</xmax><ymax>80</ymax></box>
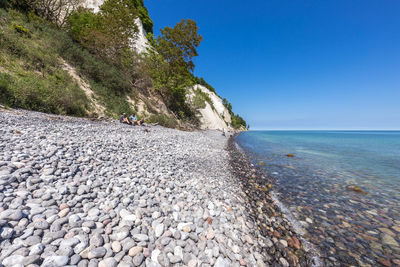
<box><xmin>81</xmin><ymin>0</ymin><xmax>233</xmax><ymax>130</ymax></box>
<box><xmin>82</xmin><ymin>0</ymin><xmax>150</xmax><ymax>54</ymax></box>
<box><xmin>189</xmin><ymin>85</ymin><xmax>233</xmax><ymax>131</ymax></box>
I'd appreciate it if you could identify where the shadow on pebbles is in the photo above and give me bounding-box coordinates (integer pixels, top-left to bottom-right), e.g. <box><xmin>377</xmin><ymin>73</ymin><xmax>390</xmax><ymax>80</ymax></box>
<box><xmin>0</xmin><ymin>109</ymin><xmax>313</xmax><ymax>267</ymax></box>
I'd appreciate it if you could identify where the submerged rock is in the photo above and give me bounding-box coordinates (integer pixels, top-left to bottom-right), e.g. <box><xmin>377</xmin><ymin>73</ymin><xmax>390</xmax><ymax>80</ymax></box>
<box><xmin>347</xmin><ymin>185</ymin><xmax>368</xmax><ymax>194</ymax></box>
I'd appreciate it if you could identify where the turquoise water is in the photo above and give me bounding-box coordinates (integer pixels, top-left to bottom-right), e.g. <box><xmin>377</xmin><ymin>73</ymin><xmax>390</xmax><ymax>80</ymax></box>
<box><xmin>236</xmin><ymin>131</ymin><xmax>400</xmax><ymax>266</ymax></box>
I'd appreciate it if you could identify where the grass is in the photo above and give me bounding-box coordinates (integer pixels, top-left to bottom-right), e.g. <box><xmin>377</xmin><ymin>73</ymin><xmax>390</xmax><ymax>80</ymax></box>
<box><xmin>0</xmin><ymin>8</ymin><xmax>134</xmax><ymax>118</ymax></box>
<box><xmin>147</xmin><ymin>114</ymin><xmax>177</xmax><ymax>128</ymax></box>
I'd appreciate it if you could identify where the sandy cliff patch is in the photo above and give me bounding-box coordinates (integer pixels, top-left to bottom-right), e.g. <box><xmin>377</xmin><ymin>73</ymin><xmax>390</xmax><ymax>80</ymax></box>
<box><xmin>62</xmin><ymin>60</ymin><xmax>105</xmax><ymax>117</ymax></box>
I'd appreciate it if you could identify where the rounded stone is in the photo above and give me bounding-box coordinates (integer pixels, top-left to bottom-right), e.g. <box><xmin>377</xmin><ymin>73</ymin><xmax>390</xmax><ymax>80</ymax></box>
<box><xmin>132</xmin><ymin>253</ymin><xmax>145</xmax><ymax>266</ymax></box>
<box><xmin>128</xmin><ymin>246</ymin><xmax>143</xmax><ymax>257</ymax></box>
<box><xmin>0</xmin><ymin>209</ymin><xmax>23</xmax><ymax>221</ymax></box>
<box><xmin>99</xmin><ymin>257</ymin><xmax>118</xmax><ymax>267</ymax></box>
<box><xmin>111</xmin><ymin>241</ymin><xmax>122</xmax><ymax>253</ymax></box>
<box><xmin>88</xmin><ymin>247</ymin><xmax>107</xmax><ymax>259</ymax></box>
<box><xmin>41</xmin><ymin>256</ymin><xmax>70</xmax><ymax>267</ymax></box>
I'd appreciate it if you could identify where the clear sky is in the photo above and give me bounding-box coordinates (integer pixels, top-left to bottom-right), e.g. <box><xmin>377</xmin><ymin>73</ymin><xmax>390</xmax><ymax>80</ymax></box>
<box><xmin>145</xmin><ymin>0</ymin><xmax>400</xmax><ymax>130</ymax></box>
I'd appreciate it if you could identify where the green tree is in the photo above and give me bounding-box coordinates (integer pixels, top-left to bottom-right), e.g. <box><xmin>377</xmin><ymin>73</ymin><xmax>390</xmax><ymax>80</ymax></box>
<box><xmin>156</xmin><ymin>19</ymin><xmax>202</xmax><ymax>73</ymax></box>
<box><xmin>132</xmin><ymin>0</ymin><xmax>153</xmax><ymax>34</ymax></box>
<box><xmin>67</xmin><ymin>0</ymin><xmax>138</xmax><ymax>62</ymax></box>
<box><xmin>148</xmin><ymin>19</ymin><xmax>202</xmax><ymax>119</ymax></box>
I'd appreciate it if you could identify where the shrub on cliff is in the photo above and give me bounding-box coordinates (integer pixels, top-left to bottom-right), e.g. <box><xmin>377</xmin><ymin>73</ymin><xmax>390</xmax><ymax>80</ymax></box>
<box><xmin>222</xmin><ymin>97</ymin><xmax>247</xmax><ymax>129</ymax></box>
<box><xmin>145</xmin><ymin>19</ymin><xmax>202</xmax><ymax>120</ymax></box>
<box><xmin>67</xmin><ymin>0</ymin><xmax>138</xmax><ymax>64</ymax></box>
<box><xmin>132</xmin><ymin>0</ymin><xmax>153</xmax><ymax>34</ymax></box>
<box><xmin>0</xmin><ymin>8</ymin><xmax>134</xmax><ymax>117</ymax></box>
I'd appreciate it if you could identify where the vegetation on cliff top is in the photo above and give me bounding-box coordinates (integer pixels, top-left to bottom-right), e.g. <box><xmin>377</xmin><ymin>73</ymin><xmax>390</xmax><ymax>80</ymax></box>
<box><xmin>0</xmin><ymin>0</ymin><xmax>247</xmax><ymax>129</ymax></box>
<box><xmin>0</xmin><ymin>9</ymin><xmax>134</xmax><ymax>117</ymax></box>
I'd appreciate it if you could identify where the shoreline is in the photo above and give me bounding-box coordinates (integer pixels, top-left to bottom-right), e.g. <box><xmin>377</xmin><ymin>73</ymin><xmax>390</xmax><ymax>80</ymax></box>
<box><xmin>0</xmin><ymin>108</ymin><xmax>310</xmax><ymax>267</ymax></box>
<box><xmin>231</xmin><ymin>131</ymin><xmax>400</xmax><ymax>267</ymax></box>
<box><xmin>227</xmin><ymin>135</ymin><xmax>320</xmax><ymax>266</ymax></box>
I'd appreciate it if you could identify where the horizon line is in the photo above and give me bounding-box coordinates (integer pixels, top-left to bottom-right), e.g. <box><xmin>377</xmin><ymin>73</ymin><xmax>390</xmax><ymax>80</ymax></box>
<box><xmin>248</xmin><ymin>129</ymin><xmax>400</xmax><ymax>131</ymax></box>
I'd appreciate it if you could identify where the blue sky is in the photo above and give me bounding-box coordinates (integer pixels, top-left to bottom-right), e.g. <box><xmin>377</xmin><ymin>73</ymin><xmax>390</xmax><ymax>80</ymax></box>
<box><xmin>145</xmin><ymin>0</ymin><xmax>400</xmax><ymax>130</ymax></box>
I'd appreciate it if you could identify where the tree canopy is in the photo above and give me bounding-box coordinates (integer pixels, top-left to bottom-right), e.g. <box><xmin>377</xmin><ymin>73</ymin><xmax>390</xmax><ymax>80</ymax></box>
<box><xmin>156</xmin><ymin>19</ymin><xmax>202</xmax><ymax>73</ymax></box>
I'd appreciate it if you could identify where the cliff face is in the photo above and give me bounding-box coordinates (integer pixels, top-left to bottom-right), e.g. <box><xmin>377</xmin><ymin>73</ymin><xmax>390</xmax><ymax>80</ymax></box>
<box><xmin>79</xmin><ymin>0</ymin><xmax>233</xmax><ymax>130</ymax></box>
<box><xmin>189</xmin><ymin>85</ymin><xmax>232</xmax><ymax>131</ymax></box>
<box><xmin>82</xmin><ymin>0</ymin><xmax>150</xmax><ymax>54</ymax></box>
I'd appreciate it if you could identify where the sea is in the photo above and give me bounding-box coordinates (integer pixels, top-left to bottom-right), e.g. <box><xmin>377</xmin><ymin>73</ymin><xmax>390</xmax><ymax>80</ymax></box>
<box><xmin>236</xmin><ymin>131</ymin><xmax>400</xmax><ymax>266</ymax></box>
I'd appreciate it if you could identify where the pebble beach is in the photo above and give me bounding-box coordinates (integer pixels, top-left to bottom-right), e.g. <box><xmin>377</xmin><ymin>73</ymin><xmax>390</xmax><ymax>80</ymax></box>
<box><xmin>0</xmin><ymin>109</ymin><xmax>313</xmax><ymax>267</ymax></box>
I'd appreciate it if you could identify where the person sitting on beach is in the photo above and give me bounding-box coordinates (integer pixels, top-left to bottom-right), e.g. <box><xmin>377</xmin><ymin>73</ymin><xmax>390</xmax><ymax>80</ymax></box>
<box><xmin>129</xmin><ymin>113</ymin><xmax>144</xmax><ymax>126</ymax></box>
<box><xmin>119</xmin><ymin>113</ymin><xmax>132</xmax><ymax>125</ymax></box>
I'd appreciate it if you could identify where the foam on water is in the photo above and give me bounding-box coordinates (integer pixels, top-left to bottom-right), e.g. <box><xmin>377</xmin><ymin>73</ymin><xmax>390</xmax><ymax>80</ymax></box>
<box><xmin>270</xmin><ymin>191</ymin><xmax>323</xmax><ymax>267</ymax></box>
<box><xmin>234</xmin><ymin>139</ymin><xmax>323</xmax><ymax>266</ymax></box>
<box><xmin>236</xmin><ymin>130</ymin><xmax>400</xmax><ymax>265</ymax></box>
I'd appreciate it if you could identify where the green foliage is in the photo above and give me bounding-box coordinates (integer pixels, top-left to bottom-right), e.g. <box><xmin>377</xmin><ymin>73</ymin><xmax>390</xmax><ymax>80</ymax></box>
<box><xmin>192</xmin><ymin>88</ymin><xmax>213</xmax><ymax>110</ymax></box>
<box><xmin>156</xmin><ymin>19</ymin><xmax>203</xmax><ymax>72</ymax></box>
<box><xmin>222</xmin><ymin>98</ymin><xmax>232</xmax><ymax>112</ymax></box>
<box><xmin>0</xmin><ymin>9</ymin><xmax>84</xmax><ymax>116</ymax></box>
<box><xmin>0</xmin><ymin>8</ymin><xmax>133</xmax><ymax>118</ymax></box>
<box><xmin>66</xmin><ymin>0</ymin><xmax>138</xmax><ymax>63</ymax></box>
<box><xmin>231</xmin><ymin>113</ymin><xmax>247</xmax><ymax>129</ymax></box>
<box><xmin>145</xmin><ymin>32</ymin><xmax>156</xmax><ymax>46</ymax></box>
<box><xmin>0</xmin><ymin>70</ymin><xmax>87</xmax><ymax>116</ymax></box>
<box><xmin>66</xmin><ymin>9</ymin><xmax>98</xmax><ymax>43</ymax></box>
<box><xmin>0</xmin><ymin>0</ymin><xmax>8</xmax><ymax>9</ymax></box>
<box><xmin>132</xmin><ymin>0</ymin><xmax>153</xmax><ymax>34</ymax></box>
<box><xmin>193</xmin><ymin>76</ymin><xmax>216</xmax><ymax>93</ymax></box>
<box><xmin>144</xmin><ymin>50</ymin><xmax>194</xmax><ymax>119</ymax></box>
<box><xmin>147</xmin><ymin>114</ymin><xmax>177</xmax><ymax>128</ymax></box>
<box><xmin>1</xmin><ymin>0</ymin><xmax>29</xmax><ymax>12</ymax></box>
<box><xmin>11</xmin><ymin>22</ymin><xmax>30</xmax><ymax>35</ymax></box>
<box><xmin>222</xmin><ymin>97</ymin><xmax>247</xmax><ymax>129</ymax></box>
<box><xmin>146</xmin><ymin>19</ymin><xmax>203</xmax><ymax>119</ymax></box>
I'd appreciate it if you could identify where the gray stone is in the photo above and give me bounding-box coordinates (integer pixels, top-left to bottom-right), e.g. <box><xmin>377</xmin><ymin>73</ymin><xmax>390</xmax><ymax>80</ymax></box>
<box><xmin>132</xmin><ymin>253</ymin><xmax>144</xmax><ymax>266</ymax></box>
<box><xmin>279</xmin><ymin>257</ymin><xmax>289</xmax><ymax>267</ymax></box>
<box><xmin>74</xmin><ymin>242</ymin><xmax>89</xmax><ymax>254</ymax></box>
<box><xmin>71</xmin><ymin>254</ymin><xmax>82</xmax><ymax>265</ymax></box>
<box><xmin>29</xmin><ymin>243</ymin><xmax>45</xmax><ymax>255</ymax></box>
<box><xmin>88</xmin><ymin>259</ymin><xmax>99</xmax><ymax>267</ymax></box>
<box><xmin>214</xmin><ymin>256</ymin><xmax>230</xmax><ymax>267</ymax></box>
<box><xmin>168</xmin><ymin>253</ymin><xmax>182</xmax><ymax>264</ymax></box>
<box><xmin>23</xmin><ymin>255</ymin><xmax>41</xmax><ymax>265</ymax></box>
<box><xmin>0</xmin><ymin>227</ymin><xmax>14</xmax><ymax>239</ymax></box>
<box><xmin>132</xmin><ymin>234</ymin><xmax>149</xmax><ymax>242</ymax></box>
<box><xmin>58</xmin><ymin>245</ymin><xmax>74</xmax><ymax>256</ymax></box>
<box><xmin>88</xmin><ymin>208</ymin><xmax>100</xmax><ymax>217</ymax></box>
<box><xmin>60</xmin><ymin>237</ymin><xmax>80</xmax><ymax>248</ymax></box>
<box><xmin>34</xmin><ymin>219</ymin><xmax>49</xmax><ymax>229</ymax></box>
<box><xmin>110</xmin><ymin>228</ymin><xmax>130</xmax><ymax>241</ymax></box>
<box><xmin>0</xmin><ymin>209</ymin><xmax>23</xmax><ymax>221</ymax></box>
<box><xmin>88</xmin><ymin>247</ymin><xmax>107</xmax><ymax>259</ymax></box>
<box><xmin>41</xmin><ymin>255</ymin><xmax>70</xmax><ymax>267</ymax></box>
<box><xmin>90</xmin><ymin>233</ymin><xmax>104</xmax><ymax>247</ymax></box>
<box><xmin>99</xmin><ymin>257</ymin><xmax>118</xmax><ymax>267</ymax></box>
<box><xmin>111</xmin><ymin>241</ymin><xmax>121</xmax><ymax>253</ymax></box>
<box><xmin>78</xmin><ymin>259</ymin><xmax>89</xmax><ymax>267</ymax></box>
<box><xmin>2</xmin><ymin>255</ymin><xmax>25</xmax><ymax>266</ymax></box>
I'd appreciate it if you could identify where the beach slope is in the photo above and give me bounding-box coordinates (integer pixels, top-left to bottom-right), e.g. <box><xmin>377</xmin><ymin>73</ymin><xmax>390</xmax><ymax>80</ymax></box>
<box><xmin>0</xmin><ymin>109</ymin><xmax>309</xmax><ymax>266</ymax></box>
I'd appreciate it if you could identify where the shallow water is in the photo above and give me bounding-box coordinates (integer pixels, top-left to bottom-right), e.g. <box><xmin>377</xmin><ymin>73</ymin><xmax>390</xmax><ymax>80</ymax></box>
<box><xmin>236</xmin><ymin>131</ymin><xmax>400</xmax><ymax>266</ymax></box>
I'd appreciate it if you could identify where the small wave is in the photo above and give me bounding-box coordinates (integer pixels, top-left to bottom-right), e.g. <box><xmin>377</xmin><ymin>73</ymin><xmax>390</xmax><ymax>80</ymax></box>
<box><xmin>270</xmin><ymin>191</ymin><xmax>323</xmax><ymax>267</ymax></box>
<box><xmin>235</xmin><ymin>138</ymin><xmax>323</xmax><ymax>266</ymax></box>
<box><xmin>296</xmin><ymin>149</ymin><xmax>336</xmax><ymax>158</ymax></box>
<box><xmin>235</xmin><ymin>141</ymin><xmax>246</xmax><ymax>155</ymax></box>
